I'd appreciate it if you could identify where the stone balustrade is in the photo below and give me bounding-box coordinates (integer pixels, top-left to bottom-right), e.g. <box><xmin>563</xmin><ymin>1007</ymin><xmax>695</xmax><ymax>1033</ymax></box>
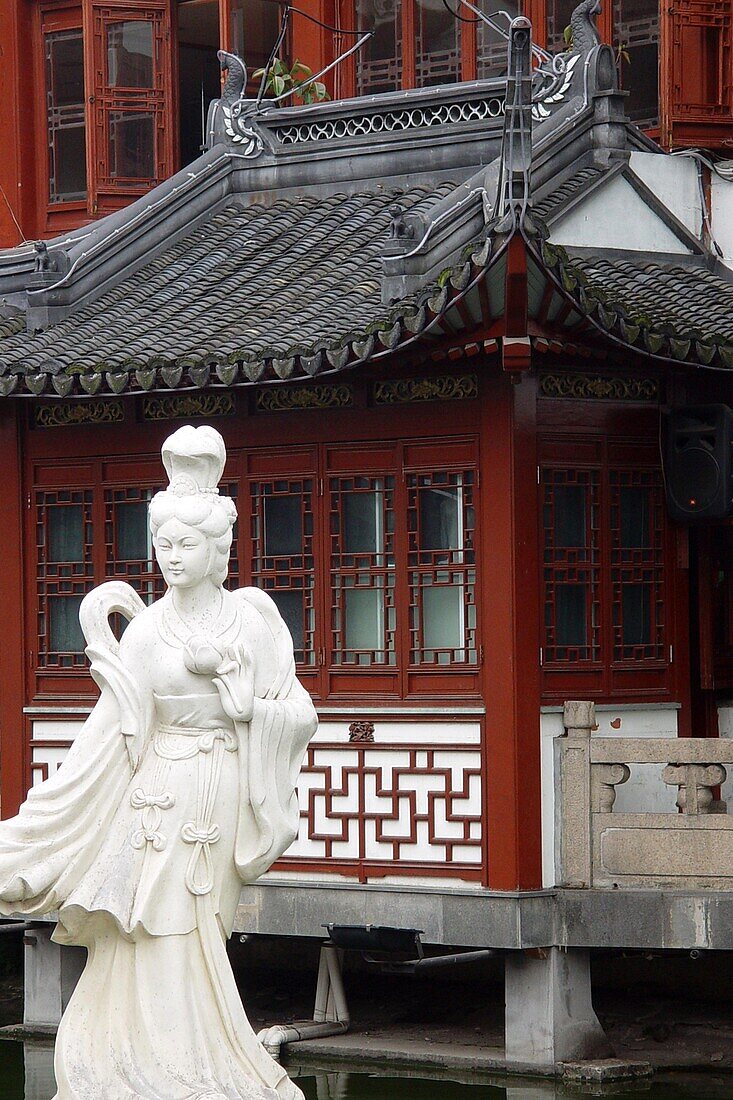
<box><xmin>556</xmin><ymin>701</ymin><xmax>733</xmax><ymax>889</ymax></box>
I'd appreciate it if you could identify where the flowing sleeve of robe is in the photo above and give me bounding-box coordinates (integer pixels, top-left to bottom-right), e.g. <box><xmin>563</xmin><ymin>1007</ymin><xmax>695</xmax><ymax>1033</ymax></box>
<box><xmin>0</xmin><ymin>582</ymin><xmax>151</xmax><ymax>917</ymax></box>
<box><xmin>0</xmin><ymin>582</ymin><xmax>317</xmax><ymax>917</ymax></box>
<box><xmin>232</xmin><ymin>587</ymin><xmax>318</xmax><ymax>884</ymax></box>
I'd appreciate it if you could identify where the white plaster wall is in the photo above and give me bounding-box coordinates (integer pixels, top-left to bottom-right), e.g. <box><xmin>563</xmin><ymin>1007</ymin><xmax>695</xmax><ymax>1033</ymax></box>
<box><xmin>549</xmin><ymin>175</ymin><xmax>694</xmax><ymax>254</ymax></box>
<box><xmin>710</xmin><ymin>169</ymin><xmax>733</xmax><ymax>272</ymax></box>
<box><xmin>540</xmin><ymin>704</ymin><xmax>680</xmax><ymax>887</ymax></box>
<box><xmin>30</xmin><ymin>720</ymin><xmax>83</xmax><ymax>787</ymax></box>
<box><xmin>30</xmin><ymin>715</ymin><xmax>485</xmax><ymax>881</ymax></box>
<box><xmin>629</xmin><ymin>152</ymin><xmax>703</xmax><ymax>237</ymax></box>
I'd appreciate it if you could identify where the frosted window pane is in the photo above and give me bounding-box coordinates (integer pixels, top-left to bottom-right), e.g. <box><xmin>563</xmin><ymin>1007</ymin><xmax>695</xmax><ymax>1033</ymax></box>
<box><xmin>116</xmin><ymin>501</ymin><xmax>149</xmax><ymax>561</ymax></box>
<box><xmin>264</xmin><ymin>495</ymin><xmax>302</xmax><ymax>556</ymax></box>
<box><xmin>343</xmin><ymin>491</ymin><xmax>381</xmax><ymax>553</ymax></box>
<box><xmin>48</xmin><ymin>506</ymin><xmax>83</xmax><ymax>562</ymax></box>
<box><xmin>420</xmin><ymin>487</ymin><xmax>460</xmax><ymax>550</ymax></box>
<box><xmin>423</xmin><ymin>585</ymin><xmax>462</xmax><ymax>649</ymax></box>
<box><xmin>345</xmin><ymin>588</ymin><xmax>382</xmax><ymax>651</ymax></box>
<box><xmin>50</xmin><ymin>595</ymin><xmax>85</xmax><ymax>653</ymax></box>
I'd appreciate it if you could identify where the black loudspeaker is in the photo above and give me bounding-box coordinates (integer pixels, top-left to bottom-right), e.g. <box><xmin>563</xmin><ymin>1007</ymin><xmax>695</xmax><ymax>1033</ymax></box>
<box><xmin>665</xmin><ymin>405</ymin><xmax>733</xmax><ymax>522</ymax></box>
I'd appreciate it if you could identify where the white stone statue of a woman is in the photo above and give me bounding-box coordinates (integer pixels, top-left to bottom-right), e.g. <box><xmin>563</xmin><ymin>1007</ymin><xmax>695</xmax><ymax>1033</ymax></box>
<box><xmin>0</xmin><ymin>425</ymin><xmax>317</xmax><ymax>1099</ymax></box>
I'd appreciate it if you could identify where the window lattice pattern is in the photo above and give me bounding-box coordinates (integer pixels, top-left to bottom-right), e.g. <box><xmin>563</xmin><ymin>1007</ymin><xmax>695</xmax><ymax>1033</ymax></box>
<box><xmin>407</xmin><ymin>470</ymin><xmax>477</xmax><ymax>665</ymax></box>
<box><xmin>45</xmin><ymin>29</ymin><xmax>87</xmax><ymax>203</ymax></box>
<box><xmin>542</xmin><ymin>468</ymin><xmax>601</xmax><ymax>664</ymax></box>
<box><xmin>476</xmin><ymin>0</ymin><xmax>518</xmax><ymax>78</ymax></box>
<box><xmin>546</xmin><ymin>0</ymin><xmax>576</xmax><ymax>52</ymax></box>
<box><xmin>36</xmin><ymin>489</ymin><xmax>94</xmax><ymax>668</ymax></box>
<box><xmin>614</xmin><ymin>0</ymin><xmax>659</xmax><ymax>127</ymax></box>
<box><xmin>288</xmin><ymin>740</ymin><xmax>483</xmax><ymax>870</ymax></box>
<box><xmin>330</xmin><ymin>476</ymin><xmax>396</xmax><ymax>666</ymax></box>
<box><xmin>250</xmin><ymin>478</ymin><xmax>315</xmax><ymax>664</ymax></box>
<box><xmin>355</xmin><ymin>0</ymin><xmax>403</xmax><ymax>95</ymax></box>
<box><xmin>415</xmin><ymin>3</ymin><xmax>461</xmax><ymax>87</ymax></box>
<box><xmin>610</xmin><ymin>469</ymin><xmax>665</xmax><ymax>662</ymax></box>
<box><xmin>104</xmin><ymin>486</ymin><xmax>164</xmax><ymax>603</ymax></box>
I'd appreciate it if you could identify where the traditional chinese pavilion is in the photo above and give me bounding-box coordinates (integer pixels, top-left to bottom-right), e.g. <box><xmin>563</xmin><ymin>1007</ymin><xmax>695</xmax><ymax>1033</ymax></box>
<box><xmin>0</xmin><ymin>7</ymin><xmax>731</xmax><ymax>1068</ymax></box>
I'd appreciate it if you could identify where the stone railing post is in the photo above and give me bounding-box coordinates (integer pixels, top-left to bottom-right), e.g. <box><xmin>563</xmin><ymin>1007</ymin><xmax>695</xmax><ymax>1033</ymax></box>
<box><xmin>591</xmin><ymin>763</ymin><xmax>630</xmax><ymax>813</ymax></box>
<box><xmin>556</xmin><ymin>701</ymin><xmax>596</xmax><ymax>888</ymax></box>
<box><xmin>662</xmin><ymin>763</ymin><xmax>727</xmax><ymax>815</ymax></box>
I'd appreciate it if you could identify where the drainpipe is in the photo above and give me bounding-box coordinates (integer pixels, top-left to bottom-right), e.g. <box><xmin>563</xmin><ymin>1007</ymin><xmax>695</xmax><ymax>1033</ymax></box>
<box><xmin>257</xmin><ymin>942</ymin><xmax>350</xmax><ymax>1062</ymax></box>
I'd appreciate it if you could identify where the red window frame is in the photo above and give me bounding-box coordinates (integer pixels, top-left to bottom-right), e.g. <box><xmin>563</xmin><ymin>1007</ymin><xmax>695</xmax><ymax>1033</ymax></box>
<box><xmin>539</xmin><ymin>436</ymin><xmax>679</xmax><ymax>703</ymax></box>
<box><xmin>29</xmin><ymin>436</ymin><xmax>481</xmax><ymax>704</ymax></box>
<box><xmin>36</xmin><ymin>1</ymin><xmax>89</xmax><ymax>233</ymax></box>
<box><xmin>84</xmin><ymin>0</ymin><xmax>175</xmax><ymax>212</ymax></box>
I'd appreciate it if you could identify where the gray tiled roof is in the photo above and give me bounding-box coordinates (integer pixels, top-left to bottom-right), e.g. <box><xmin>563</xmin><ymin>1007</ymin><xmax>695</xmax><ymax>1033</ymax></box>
<box><xmin>537</xmin><ymin>244</ymin><xmax>733</xmax><ymax>367</ymax></box>
<box><xmin>0</xmin><ymin>183</ymin><xmax>457</xmax><ymax>390</ymax></box>
<box><xmin>532</xmin><ymin>166</ymin><xmax>607</xmax><ymax>222</ymax></box>
<box><xmin>569</xmin><ymin>253</ymin><xmax>733</xmax><ymax>338</ymax></box>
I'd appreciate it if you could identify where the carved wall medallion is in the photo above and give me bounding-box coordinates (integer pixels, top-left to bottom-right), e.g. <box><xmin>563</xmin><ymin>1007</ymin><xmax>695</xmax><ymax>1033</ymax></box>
<box><xmin>373</xmin><ymin>374</ymin><xmax>478</xmax><ymax>405</ymax></box>
<box><xmin>142</xmin><ymin>394</ymin><xmax>236</xmax><ymax>421</ymax></box>
<box><xmin>256</xmin><ymin>384</ymin><xmax>354</xmax><ymax>412</ymax></box>
<box><xmin>539</xmin><ymin>372</ymin><xmax>659</xmax><ymax>401</ymax></box>
<box><xmin>348</xmin><ymin>721</ymin><xmax>376</xmax><ymax>743</ymax></box>
<box><xmin>34</xmin><ymin>400</ymin><xmax>125</xmax><ymax>428</ymax></box>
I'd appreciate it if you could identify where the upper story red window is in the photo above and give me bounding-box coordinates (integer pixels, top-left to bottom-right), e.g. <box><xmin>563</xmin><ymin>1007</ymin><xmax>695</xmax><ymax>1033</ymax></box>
<box><xmin>29</xmin><ymin>438</ymin><xmax>481</xmax><ymax>703</ymax></box>
<box><xmin>539</xmin><ymin>437</ymin><xmax>678</xmax><ymax>702</ymax></box>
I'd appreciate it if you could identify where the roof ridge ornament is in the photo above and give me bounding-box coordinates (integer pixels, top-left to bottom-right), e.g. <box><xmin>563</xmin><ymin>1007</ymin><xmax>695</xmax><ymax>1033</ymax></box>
<box><xmin>531</xmin><ymin>0</ymin><xmax>619</xmax><ymax>122</ymax></box>
<box><xmin>570</xmin><ymin>0</ymin><xmax>602</xmax><ymax>52</ymax></box>
<box><xmin>215</xmin><ymin>50</ymin><xmax>264</xmax><ymax>158</ymax></box>
<box><xmin>495</xmin><ymin>17</ymin><xmax>533</xmax><ymax>233</ymax></box>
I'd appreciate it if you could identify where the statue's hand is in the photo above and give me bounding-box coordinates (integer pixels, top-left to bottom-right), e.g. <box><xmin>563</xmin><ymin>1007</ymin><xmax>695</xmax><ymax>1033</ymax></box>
<box><xmin>213</xmin><ymin>644</ymin><xmax>255</xmax><ymax>723</ymax></box>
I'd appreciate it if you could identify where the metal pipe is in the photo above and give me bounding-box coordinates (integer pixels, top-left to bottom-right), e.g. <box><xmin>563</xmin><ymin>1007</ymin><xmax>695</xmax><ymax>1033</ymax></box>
<box><xmin>257</xmin><ymin>1020</ymin><xmax>349</xmax><ymax>1061</ymax></box>
<box><xmin>0</xmin><ymin>922</ymin><xmax>32</xmax><ymax>935</ymax></box>
<box><xmin>368</xmin><ymin>948</ymin><xmax>496</xmax><ymax>974</ymax></box>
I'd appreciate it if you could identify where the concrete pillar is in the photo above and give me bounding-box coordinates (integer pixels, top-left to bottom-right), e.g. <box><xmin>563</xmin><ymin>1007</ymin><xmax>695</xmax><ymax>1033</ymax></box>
<box><xmin>24</xmin><ymin>1044</ymin><xmax>56</xmax><ymax>1100</ymax></box>
<box><xmin>23</xmin><ymin>925</ymin><xmax>85</xmax><ymax>1031</ymax></box>
<box><xmin>505</xmin><ymin>948</ymin><xmax>611</xmax><ymax>1070</ymax></box>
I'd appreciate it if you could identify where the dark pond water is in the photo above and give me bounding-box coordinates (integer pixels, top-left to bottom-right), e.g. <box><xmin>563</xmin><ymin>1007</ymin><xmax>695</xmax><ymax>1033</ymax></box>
<box><xmin>5</xmin><ymin>1043</ymin><xmax>733</xmax><ymax>1100</ymax></box>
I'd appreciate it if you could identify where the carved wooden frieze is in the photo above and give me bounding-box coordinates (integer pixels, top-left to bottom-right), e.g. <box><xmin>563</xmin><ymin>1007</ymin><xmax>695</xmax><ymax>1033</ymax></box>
<box><xmin>142</xmin><ymin>394</ymin><xmax>236</xmax><ymax>421</ymax></box>
<box><xmin>256</xmin><ymin>384</ymin><xmax>354</xmax><ymax>412</ymax></box>
<box><xmin>34</xmin><ymin>400</ymin><xmax>125</xmax><ymax>428</ymax></box>
<box><xmin>373</xmin><ymin>374</ymin><xmax>478</xmax><ymax>405</ymax></box>
<box><xmin>540</xmin><ymin>372</ymin><xmax>659</xmax><ymax>401</ymax></box>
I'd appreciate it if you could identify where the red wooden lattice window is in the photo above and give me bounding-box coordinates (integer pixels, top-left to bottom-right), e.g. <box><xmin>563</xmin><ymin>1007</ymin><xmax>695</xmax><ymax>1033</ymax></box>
<box><xmin>541</xmin><ymin>468</ymin><xmax>601</xmax><ymax>666</ymax></box>
<box><xmin>32</xmin><ymin>442</ymin><xmax>479</xmax><ymax>699</ymax></box>
<box><xmin>104</xmin><ymin>485</ymin><xmax>164</xmax><ymax>602</ymax></box>
<box><xmin>85</xmin><ymin>0</ymin><xmax>174</xmax><ymax>211</ymax></box>
<box><xmin>540</xmin><ymin>446</ymin><xmax>672</xmax><ymax>699</ymax></box>
<box><xmin>246</xmin><ymin>441</ymin><xmax>480</xmax><ymax>697</ymax></box>
<box><xmin>249</xmin><ymin>476</ymin><xmax>317</xmax><ymax>666</ymax></box>
<box><xmin>407</xmin><ymin>468</ymin><xmax>477</xmax><ymax>666</ymax></box>
<box><xmin>42</xmin><ymin>5</ymin><xmax>88</xmax><ymax>205</ymax></box>
<box><xmin>347</xmin><ymin>0</ymin><xmax>525</xmax><ymax>95</ymax></box>
<box><xmin>329</xmin><ymin>474</ymin><xmax>397</xmax><ymax>667</ymax></box>
<box><xmin>36</xmin><ymin>488</ymin><xmax>95</xmax><ymax>668</ymax></box>
<box><xmin>661</xmin><ymin>0</ymin><xmax>733</xmax><ymax>146</ymax></box>
<box><xmin>34</xmin><ymin>468</ymin><xmax>240</xmax><ymax>677</ymax></box>
<box><xmin>609</xmin><ymin>469</ymin><xmax>666</xmax><ymax>663</ymax></box>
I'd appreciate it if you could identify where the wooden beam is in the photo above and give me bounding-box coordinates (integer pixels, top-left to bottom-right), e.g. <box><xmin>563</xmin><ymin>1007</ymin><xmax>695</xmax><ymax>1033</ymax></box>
<box><xmin>0</xmin><ymin>407</ymin><xmax>27</xmax><ymax>817</ymax></box>
<box><xmin>504</xmin><ymin>232</ymin><xmax>529</xmax><ymax>339</ymax></box>
<box><xmin>480</xmin><ymin>374</ymin><xmax>542</xmax><ymax>889</ymax></box>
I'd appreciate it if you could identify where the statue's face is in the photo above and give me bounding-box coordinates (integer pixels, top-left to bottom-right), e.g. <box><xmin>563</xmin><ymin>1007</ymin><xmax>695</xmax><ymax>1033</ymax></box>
<box><xmin>154</xmin><ymin>518</ymin><xmax>212</xmax><ymax>589</ymax></box>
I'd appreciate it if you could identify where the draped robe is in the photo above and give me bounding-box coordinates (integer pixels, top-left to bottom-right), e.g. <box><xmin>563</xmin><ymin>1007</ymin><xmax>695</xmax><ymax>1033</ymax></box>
<box><xmin>0</xmin><ymin>583</ymin><xmax>317</xmax><ymax>1100</ymax></box>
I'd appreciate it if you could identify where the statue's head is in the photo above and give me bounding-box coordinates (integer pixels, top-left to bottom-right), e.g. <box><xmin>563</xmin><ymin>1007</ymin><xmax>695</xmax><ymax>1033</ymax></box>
<box><xmin>149</xmin><ymin>425</ymin><xmax>237</xmax><ymax>587</ymax></box>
